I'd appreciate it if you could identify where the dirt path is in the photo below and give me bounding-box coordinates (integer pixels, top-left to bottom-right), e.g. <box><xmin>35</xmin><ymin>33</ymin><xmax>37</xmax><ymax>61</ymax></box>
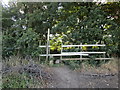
<box><xmin>48</xmin><ymin>65</ymin><xmax>118</xmax><ymax>88</ymax></box>
<box><xmin>50</xmin><ymin>66</ymin><xmax>79</xmax><ymax>88</ymax></box>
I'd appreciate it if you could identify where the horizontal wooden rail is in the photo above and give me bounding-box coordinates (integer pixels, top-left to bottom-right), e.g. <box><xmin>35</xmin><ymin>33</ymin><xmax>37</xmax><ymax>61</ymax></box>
<box><xmin>40</xmin><ymin>53</ymin><xmax>89</xmax><ymax>56</ymax></box>
<box><xmin>61</xmin><ymin>58</ymin><xmax>114</xmax><ymax>60</ymax></box>
<box><xmin>39</xmin><ymin>45</ymin><xmax>51</xmax><ymax>47</ymax></box>
<box><xmin>62</xmin><ymin>52</ymin><xmax>106</xmax><ymax>54</ymax></box>
<box><xmin>39</xmin><ymin>44</ymin><xmax>109</xmax><ymax>61</ymax></box>
<box><xmin>62</xmin><ymin>44</ymin><xmax>106</xmax><ymax>47</ymax></box>
<box><xmin>39</xmin><ymin>44</ymin><xmax>106</xmax><ymax>48</ymax></box>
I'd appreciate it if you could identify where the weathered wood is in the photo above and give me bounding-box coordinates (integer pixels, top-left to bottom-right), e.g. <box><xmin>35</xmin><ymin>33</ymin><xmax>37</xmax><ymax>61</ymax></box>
<box><xmin>39</xmin><ymin>45</ymin><xmax>51</xmax><ymax>47</ymax></box>
<box><xmin>80</xmin><ymin>43</ymin><xmax>82</xmax><ymax>59</ymax></box>
<box><xmin>60</xmin><ymin>39</ymin><xmax>63</xmax><ymax>60</ymax></box>
<box><xmin>61</xmin><ymin>58</ymin><xmax>114</xmax><ymax>60</ymax></box>
<box><xmin>62</xmin><ymin>44</ymin><xmax>106</xmax><ymax>47</ymax></box>
<box><xmin>62</xmin><ymin>52</ymin><xmax>106</xmax><ymax>54</ymax></box>
<box><xmin>40</xmin><ymin>53</ymin><xmax>89</xmax><ymax>56</ymax></box>
<box><xmin>39</xmin><ymin>44</ymin><xmax>106</xmax><ymax>47</ymax></box>
<box><xmin>39</xmin><ymin>44</ymin><xmax>112</xmax><ymax>61</ymax></box>
<box><xmin>39</xmin><ymin>40</ymin><xmax>41</xmax><ymax>61</ymax></box>
<box><xmin>46</xmin><ymin>29</ymin><xmax>50</xmax><ymax>62</ymax></box>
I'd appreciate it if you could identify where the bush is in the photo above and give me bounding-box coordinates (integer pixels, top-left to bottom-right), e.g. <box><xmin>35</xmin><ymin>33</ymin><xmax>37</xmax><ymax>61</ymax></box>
<box><xmin>2</xmin><ymin>73</ymin><xmax>31</xmax><ymax>88</ymax></box>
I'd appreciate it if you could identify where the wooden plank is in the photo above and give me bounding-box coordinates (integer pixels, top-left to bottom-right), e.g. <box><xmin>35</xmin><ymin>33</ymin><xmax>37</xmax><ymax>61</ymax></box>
<box><xmin>39</xmin><ymin>46</ymin><xmax>51</xmax><ymax>47</ymax></box>
<box><xmin>40</xmin><ymin>53</ymin><xmax>89</xmax><ymax>56</ymax></box>
<box><xmin>62</xmin><ymin>44</ymin><xmax>105</xmax><ymax>47</ymax></box>
<box><xmin>39</xmin><ymin>40</ymin><xmax>41</xmax><ymax>61</ymax></box>
<box><xmin>60</xmin><ymin>40</ymin><xmax>63</xmax><ymax>60</ymax></box>
<box><xmin>46</xmin><ymin>29</ymin><xmax>50</xmax><ymax>62</ymax></box>
<box><xmin>61</xmin><ymin>58</ymin><xmax>114</xmax><ymax>60</ymax></box>
<box><xmin>80</xmin><ymin>43</ymin><xmax>82</xmax><ymax>59</ymax></box>
<box><xmin>62</xmin><ymin>52</ymin><xmax>106</xmax><ymax>54</ymax></box>
<box><xmin>39</xmin><ymin>44</ymin><xmax>106</xmax><ymax>48</ymax></box>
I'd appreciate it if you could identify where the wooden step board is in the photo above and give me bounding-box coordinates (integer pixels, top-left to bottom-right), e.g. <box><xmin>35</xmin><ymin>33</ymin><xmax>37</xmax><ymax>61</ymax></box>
<box><xmin>40</xmin><ymin>53</ymin><xmax>89</xmax><ymax>56</ymax></box>
<box><xmin>61</xmin><ymin>58</ymin><xmax>113</xmax><ymax>60</ymax></box>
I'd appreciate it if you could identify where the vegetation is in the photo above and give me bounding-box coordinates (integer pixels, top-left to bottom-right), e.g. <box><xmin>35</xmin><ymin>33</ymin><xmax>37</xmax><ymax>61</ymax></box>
<box><xmin>1</xmin><ymin>2</ymin><xmax>120</xmax><ymax>88</ymax></box>
<box><xmin>2</xmin><ymin>2</ymin><xmax>120</xmax><ymax>58</ymax></box>
<box><xmin>2</xmin><ymin>56</ymin><xmax>52</xmax><ymax>88</ymax></box>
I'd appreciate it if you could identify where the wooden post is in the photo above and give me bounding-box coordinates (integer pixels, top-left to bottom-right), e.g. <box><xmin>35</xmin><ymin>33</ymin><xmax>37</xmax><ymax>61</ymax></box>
<box><xmin>46</xmin><ymin>28</ymin><xmax>50</xmax><ymax>62</ymax></box>
<box><xmin>80</xmin><ymin>43</ymin><xmax>82</xmax><ymax>59</ymax></box>
<box><xmin>103</xmin><ymin>53</ymin><xmax>105</xmax><ymax>61</ymax></box>
<box><xmin>60</xmin><ymin>39</ymin><xmax>62</xmax><ymax>60</ymax></box>
<box><xmin>39</xmin><ymin>40</ymin><xmax>41</xmax><ymax>61</ymax></box>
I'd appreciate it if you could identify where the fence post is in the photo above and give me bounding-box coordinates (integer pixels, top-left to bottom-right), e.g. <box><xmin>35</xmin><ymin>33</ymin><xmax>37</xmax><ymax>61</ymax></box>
<box><xmin>60</xmin><ymin>39</ymin><xmax>62</xmax><ymax>60</ymax></box>
<box><xmin>80</xmin><ymin>43</ymin><xmax>82</xmax><ymax>59</ymax></box>
<box><xmin>39</xmin><ymin>40</ymin><xmax>41</xmax><ymax>61</ymax></box>
<box><xmin>103</xmin><ymin>53</ymin><xmax>105</xmax><ymax>61</ymax></box>
<box><xmin>46</xmin><ymin>28</ymin><xmax>50</xmax><ymax>62</ymax></box>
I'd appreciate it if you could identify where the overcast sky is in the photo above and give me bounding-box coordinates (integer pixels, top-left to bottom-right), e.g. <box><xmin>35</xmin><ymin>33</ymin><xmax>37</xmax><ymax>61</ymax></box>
<box><xmin>2</xmin><ymin>0</ymin><xmax>9</xmax><ymax>6</ymax></box>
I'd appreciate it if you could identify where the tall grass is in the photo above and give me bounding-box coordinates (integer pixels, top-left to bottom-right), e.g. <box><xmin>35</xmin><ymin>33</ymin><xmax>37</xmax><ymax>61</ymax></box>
<box><xmin>2</xmin><ymin>56</ymin><xmax>50</xmax><ymax>88</ymax></box>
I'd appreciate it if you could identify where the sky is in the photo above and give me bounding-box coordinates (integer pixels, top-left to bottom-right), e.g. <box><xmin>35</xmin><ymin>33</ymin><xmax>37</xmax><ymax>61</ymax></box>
<box><xmin>1</xmin><ymin>0</ymin><xmax>110</xmax><ymax>6</ymax></box>
<box><xmin>2</xmin><ymin>0</ymin><xmax>9</xmax><ymax>6</ymax></box>
<box><xmin>1</xmin><ymin>0</ymin><xmax>108</xmax><ymax>4</ymax></box>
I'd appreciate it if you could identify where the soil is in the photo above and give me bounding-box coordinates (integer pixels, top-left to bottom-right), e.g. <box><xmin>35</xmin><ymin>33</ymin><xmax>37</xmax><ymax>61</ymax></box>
<box><xmin>48</xmin><ymin>65</ymin><xmax>118</xmax><ymax>88</ymax></box>
<box><xmin>2</xmin><ymin>58</ymin><xmax>119</xmax><ymax>88</ymax></box>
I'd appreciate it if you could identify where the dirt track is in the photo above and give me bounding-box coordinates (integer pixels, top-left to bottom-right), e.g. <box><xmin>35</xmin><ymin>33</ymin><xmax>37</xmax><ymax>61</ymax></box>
<box><xmin>48</xmin><ymin>65</ymin><xmax>118</xmax><ymax>88</ymax></box>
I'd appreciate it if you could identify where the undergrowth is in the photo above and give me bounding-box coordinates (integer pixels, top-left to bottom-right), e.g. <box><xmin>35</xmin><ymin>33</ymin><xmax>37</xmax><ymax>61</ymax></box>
<box><xmin>63</xmin><ymin>58</ymin><xmax>118</xmax><ymax>71</ymax></box>
<box><xmin>2</xmin><ymin>73</ymin><xmax>32</xmax><ymax>88</ymax></box>
<box><xmin>2</xmin><ymin>56</ymin><xmax>51</xmax><ymax>88</ymax></box>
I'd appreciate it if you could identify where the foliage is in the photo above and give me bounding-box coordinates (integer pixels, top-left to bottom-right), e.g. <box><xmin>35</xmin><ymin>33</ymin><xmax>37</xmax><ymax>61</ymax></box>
<box><xmin>2</xmin><ymin>2</ymin><xmax>120</xmax><ymax>60</ymax></box>
<box><xmin>2</xmin><ymin>73</ymin><xmax>31</xmax><ymax>88</ymax></box>
<box><xmin>16</xmin><ymin>28</ymin><xmax>40</xmax><ymax>57</ymax></box>
<box><xmin>50</xmin><ymin>34</ymin><xmax>62</xmax><ymax>51</ymax></box>
<box><xmin>2</xmin><ymin>56</ymin><xmax>52</xmax><ymax>88</ymax></box>
<box><xmin>64</xmin><ymin>60</ymin><xmax>82</xmax><ymax>70</ymax></box>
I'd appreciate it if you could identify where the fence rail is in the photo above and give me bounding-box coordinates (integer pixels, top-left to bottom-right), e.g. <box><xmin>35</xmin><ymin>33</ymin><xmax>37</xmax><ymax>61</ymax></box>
<box><xmin>61</xmin><ymin>58</ymin><xmax>113</xmax><ymax>60</ymax></box>
<box><xmin>62</xmin><ymin>52</ymin><xmax>106</xmax><ymax>54</ymax></box>
<box><xmin>39</xmin><ymin>29</ymin><xmax>111</xmax><ymax>61</ymax></box>
<box><xmin>40</xmin><ymin>53</ymin><xmax>88</xmax><ymax>56</ymax></box>
<box><xmin>62</xmin><ymin>44</ymin><xmax>106</xmax><ymax>47</ymax></box>
<box><xmin>39</xmin><ymin>44</ymin><xmax>106</xmax><ymax>48</ymax></box>
<box><xmin>39</xmin><ymin>44</ymin><xmax>112</xmax><ymax>60</ymax></box>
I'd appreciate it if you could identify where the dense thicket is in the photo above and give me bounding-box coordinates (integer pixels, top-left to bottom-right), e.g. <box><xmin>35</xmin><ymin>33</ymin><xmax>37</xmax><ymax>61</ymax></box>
<box><xmin>2</xmin><ymin>2</ymin><xmax>120</xmax><ymax>59</ymax></box>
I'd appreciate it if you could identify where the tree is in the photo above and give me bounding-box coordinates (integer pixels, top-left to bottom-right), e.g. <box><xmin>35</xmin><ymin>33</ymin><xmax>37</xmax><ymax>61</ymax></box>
<box><xmin>2</xmin><ymin>2</ymin><xmax>120</xmax><ymax>58</ymax></box>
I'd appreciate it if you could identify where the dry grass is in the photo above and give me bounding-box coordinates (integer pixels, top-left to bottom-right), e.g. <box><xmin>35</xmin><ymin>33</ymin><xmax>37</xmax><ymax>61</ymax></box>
<box><xmin>79</xmin><ymin>58</ymin><xmax>118</xmax><ymax>74</ymax></box>
<box><xmin>2</xmin><ymin>56</ymin><xmax>52</xmax><ymax>88</ymax></box>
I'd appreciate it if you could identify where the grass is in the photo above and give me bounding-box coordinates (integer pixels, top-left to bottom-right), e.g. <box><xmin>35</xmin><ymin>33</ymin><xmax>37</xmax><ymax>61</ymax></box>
<box><xmin>2</xmin><ymin>56</ymin><xmax>50</xmax><ymax>88</ymax></box>
<box><xmin>62</xmin><ymin>57</ymin><xmax>118</xmax><ymax>73</ymax></box>
<box><xmin>78</xmin><ymin>58</ymin><xmax>118</xmax><ymax>73</ymax></box>
<box><xmin>2</xmin><ymin>55</ymin><xmax>118</xmax><ymax>88</ymax></box>
<box><xmin>49</xmin><ymin>63</ymin><xmax>64</xmax><ymax>67</ymax></box>
<box><xmin>2</xmin><ymin>72</ymin><xmax>44</xmax><ymax>88</ymax></box>
<box><xmin>2</xmin><ymin>73</ymin><xmax>31</xmax><ymax>88</ymax></box>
